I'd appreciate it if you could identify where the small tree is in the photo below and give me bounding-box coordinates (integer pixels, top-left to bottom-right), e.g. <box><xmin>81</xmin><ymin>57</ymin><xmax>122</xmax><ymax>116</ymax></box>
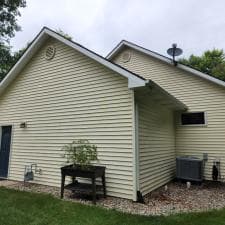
<box><xmin>62</xmin><ymin>139</ymin><xmax>98</xmax><ymax>168</ymax></box>
<box><xmin>179</xmin><ymin>49</ymin><xmax>225</xmax><ymax>81</ymax></box>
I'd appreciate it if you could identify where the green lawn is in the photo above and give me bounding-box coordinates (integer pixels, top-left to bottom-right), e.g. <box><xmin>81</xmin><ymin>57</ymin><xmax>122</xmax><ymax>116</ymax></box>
<box><xmin>0</xmin><ymin>187</ymin><xmax>225</xmax><ymax>225</ymax></box>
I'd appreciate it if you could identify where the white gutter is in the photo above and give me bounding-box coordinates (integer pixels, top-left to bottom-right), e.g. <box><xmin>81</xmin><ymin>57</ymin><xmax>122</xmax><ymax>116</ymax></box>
<box><xmin>177</xmin><ymin>63</ymin><xmax>225</xmax><ymax>88</ymax></box>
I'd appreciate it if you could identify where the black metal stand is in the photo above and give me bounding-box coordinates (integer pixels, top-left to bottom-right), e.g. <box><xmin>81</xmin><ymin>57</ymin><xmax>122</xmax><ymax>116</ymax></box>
<box><xmin>61</xmin><ymin>165</ymin><xmax>106</xmax><ymax>204</ymax></box>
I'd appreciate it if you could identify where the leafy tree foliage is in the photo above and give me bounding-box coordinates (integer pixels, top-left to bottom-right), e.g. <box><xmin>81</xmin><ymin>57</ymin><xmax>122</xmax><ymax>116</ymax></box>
<box><xmin>0</xmin><ymin>42</ymin><xmax>29</xmax><ymax>81</ymax></box>
<box><xmin>56</xmin><ymin>29</ymin><xmax>73</xmax><ymax>40</ymax></box>
<box><xmin>0</xmin><ymin>0</ymin><xmax>26</xmax><ymax>43</ymax></box>
<box><xmin>0</xmin><ymin>44</ymin><xmax>13</xmax><ymax>80</ymax></box>
<box><xmin>179</xmin><ymin>49</ymin><xmax>225</xmax><ymax>81</ymax></box>
<box><xmin>0</xmin><ymin>0</ymin><xmax>26</xmax><ymax>81</ymax></box>
<box><xmin>62</xmin><ymin>139</ymin><xmax>98</xmax><ymax>168</ymax></box>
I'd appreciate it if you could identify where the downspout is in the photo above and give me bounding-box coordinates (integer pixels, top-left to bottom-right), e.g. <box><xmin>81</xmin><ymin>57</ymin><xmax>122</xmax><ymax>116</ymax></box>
<box><xmin>131</xmin><ymin>90</ymin><xmax>138</xmax><ymax>201</ymax></box>
<box><xmin>131</xmin><ymin>90</ymin><xmax>142</xmax><ymax>202</ymax></box>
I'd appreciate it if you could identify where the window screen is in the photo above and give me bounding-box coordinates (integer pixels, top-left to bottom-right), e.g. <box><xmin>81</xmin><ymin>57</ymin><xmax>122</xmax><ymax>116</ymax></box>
<box><xmin>181</xmin><ymin>112</ymin><xmax>205</xmax><ymax>125</ymax></box>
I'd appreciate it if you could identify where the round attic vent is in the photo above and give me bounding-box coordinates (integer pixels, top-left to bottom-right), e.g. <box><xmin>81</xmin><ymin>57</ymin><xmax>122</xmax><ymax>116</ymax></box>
<box><xmin>122</xmin><ymin>51</ymin><xmax>131</xmax><ymax>63</ymax></box>
<box><xmin>45</xmin><ymin>45</ymin><xmax>56</xmax><ymax>60</ymax></box>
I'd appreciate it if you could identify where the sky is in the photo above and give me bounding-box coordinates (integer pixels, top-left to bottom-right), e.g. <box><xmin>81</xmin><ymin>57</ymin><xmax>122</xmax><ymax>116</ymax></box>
<box><xmin>10</xmin><ymin>0</ymin><xmax>225</xmax><ymax>59</ymax></box>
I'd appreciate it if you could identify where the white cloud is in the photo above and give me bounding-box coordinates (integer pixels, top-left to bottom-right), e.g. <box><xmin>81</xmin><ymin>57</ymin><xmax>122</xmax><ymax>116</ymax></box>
<box><xmin>10</xmin><ymin>0</ymin><xmax>225</xmax><ymax>59</ymax></box>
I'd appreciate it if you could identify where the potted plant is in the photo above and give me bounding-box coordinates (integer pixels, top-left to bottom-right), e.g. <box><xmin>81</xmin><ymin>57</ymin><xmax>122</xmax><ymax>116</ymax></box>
<box><xmin>60</xmin><ymin>139</ymin><xmax>106</xmax><ymax>203</ymax></box>
<box><xmin>61</xmin><ymin>139</ymin><xmax>98</xmax><ymax>172</ymax></box>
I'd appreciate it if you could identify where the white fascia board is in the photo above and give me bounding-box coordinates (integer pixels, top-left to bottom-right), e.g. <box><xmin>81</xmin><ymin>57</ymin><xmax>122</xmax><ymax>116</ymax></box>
<box><xmin>0</xmin><ymin>30</ymin><xmax>49</xmax><ymax>94</ymax></box>
<box><xmin>44</xmin><ymin>29</ymin><xmax>146</xmax><ymax>89</ymax></box>
<box><xmin>177</xmin><ymin>64</ymin><xmax>225</xmax><ymax>88</ymax></box>
<box><xmin>0</xmin><ymin>28</ymin><xmax>147</xmax><ymax>95</ymax></box>
<box><xmin>107</xmin><ymin>41</ymin><xmax>171</xmax><ymax>64</ymax></box>
<box><xmin>106</xmin><ymin>41</ymin><xmax>124</xmax><ymax>59</ymax></box>
<box><xmin>128</xmin><ymin>78</ymin><xmax>147</xmax><ymax>88</ymax></box>
<box><xmin>107</xmin><ymin>41</ymin><xmax>225</xmax><ymax>89</ymax></box>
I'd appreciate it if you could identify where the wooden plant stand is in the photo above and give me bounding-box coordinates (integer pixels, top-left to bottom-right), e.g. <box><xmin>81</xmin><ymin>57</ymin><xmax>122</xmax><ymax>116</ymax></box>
<box><xmin>60</xmin><ymin>164</ymin><xmax>106</xmax><ymax>204</ymax></box>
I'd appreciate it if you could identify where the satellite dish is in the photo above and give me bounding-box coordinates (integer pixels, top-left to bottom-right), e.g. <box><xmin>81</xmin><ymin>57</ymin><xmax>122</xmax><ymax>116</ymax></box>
<box><xmin>167</xmin><ymin>43</ymin><xmax>183</xmax><ymax>65</ymax></box>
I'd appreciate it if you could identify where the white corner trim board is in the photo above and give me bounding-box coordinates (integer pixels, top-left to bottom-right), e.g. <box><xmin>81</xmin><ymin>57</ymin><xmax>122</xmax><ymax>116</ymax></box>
<box><xmin>107</xmin><ymin>40</ymin><xmax>225</xmax><ymax>89</ymax></box>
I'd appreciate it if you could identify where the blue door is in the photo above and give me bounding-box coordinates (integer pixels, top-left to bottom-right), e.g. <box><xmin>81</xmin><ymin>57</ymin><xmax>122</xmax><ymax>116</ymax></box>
<box><xmin>0</xmin><ymin>126</ymin><xmax>12</xmax><ymax>178</ymax></box>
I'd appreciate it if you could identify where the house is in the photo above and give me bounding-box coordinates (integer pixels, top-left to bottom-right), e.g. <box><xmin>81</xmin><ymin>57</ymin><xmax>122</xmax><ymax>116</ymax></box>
<box><xmin>0</xmin><ymin>27</ymin><xmax>223</xmax><ymax>201</ymax></box>
<box><xmin>107</xmin><ymin>40</ymin><xmax>225</xmax><ymax>192</ymax></box>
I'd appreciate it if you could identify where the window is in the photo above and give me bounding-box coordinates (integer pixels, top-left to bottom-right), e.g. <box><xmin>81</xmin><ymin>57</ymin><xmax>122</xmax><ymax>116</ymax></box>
<box><xmin>181</xmin><ymin>112</ymin><xmax>206</xmax><ymax>125</ymax></box>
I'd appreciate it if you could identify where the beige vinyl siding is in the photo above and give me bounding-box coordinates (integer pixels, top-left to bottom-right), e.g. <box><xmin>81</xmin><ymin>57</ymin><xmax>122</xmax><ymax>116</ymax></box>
<box><xmin>0</xmin><ymin>38</ymin><xmax>134</xmax><ymax>199</ymax></box>
<box><xmin>138</xmin><ymin>96</ymin><xmax>175</xmax><ymax>195</ymax></box>
<box><xmin>113</xmin><ymin>48</ymin><xmax>225</xmax><ymax>181</ymax></box>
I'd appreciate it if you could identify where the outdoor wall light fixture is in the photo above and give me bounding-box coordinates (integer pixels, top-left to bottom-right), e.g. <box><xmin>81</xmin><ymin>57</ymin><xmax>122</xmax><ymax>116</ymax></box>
<box><xmin>20</xmin><ymin>122</ymin><xmax>27</xmax><ymax>128</ymax></box>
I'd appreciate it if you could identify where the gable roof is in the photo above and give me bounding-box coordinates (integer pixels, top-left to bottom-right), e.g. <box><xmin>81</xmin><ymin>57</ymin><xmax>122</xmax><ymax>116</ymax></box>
<box><xmin>106</xmin><ymin>40</ymin><xmax>225</xmax><ymax>89</ymax></box>
<box><xmin>0</xmin><ymin>27</ymin><xmax>147</xmax><ymax>93</ymax></box>
<box><xmin>0</xmin><ymin>27</ymin><xmax>187</xmax><ymax>110</ymax></box>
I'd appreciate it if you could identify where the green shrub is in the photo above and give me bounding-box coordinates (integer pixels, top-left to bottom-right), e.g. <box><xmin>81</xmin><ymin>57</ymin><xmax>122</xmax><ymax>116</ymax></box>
<box><xmin>62</xmin><ymin>139</ymin><xmax>98</xmax><ymax>168</ymax></box>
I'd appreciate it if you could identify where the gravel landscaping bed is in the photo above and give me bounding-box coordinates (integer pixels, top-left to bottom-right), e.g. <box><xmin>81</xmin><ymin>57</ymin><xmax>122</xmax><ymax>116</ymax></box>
<box><xmin>1</xmin><ymin>179</ymin><xmax>225</xmax><ymax>216</ymax></box>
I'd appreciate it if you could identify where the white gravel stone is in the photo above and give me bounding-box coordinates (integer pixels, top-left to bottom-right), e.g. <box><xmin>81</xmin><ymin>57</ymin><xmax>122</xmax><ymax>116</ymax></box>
<box><xmin>1</xmin><ymin>180</ymin><xmax>225</xmax><ymax>216</ymax></box>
